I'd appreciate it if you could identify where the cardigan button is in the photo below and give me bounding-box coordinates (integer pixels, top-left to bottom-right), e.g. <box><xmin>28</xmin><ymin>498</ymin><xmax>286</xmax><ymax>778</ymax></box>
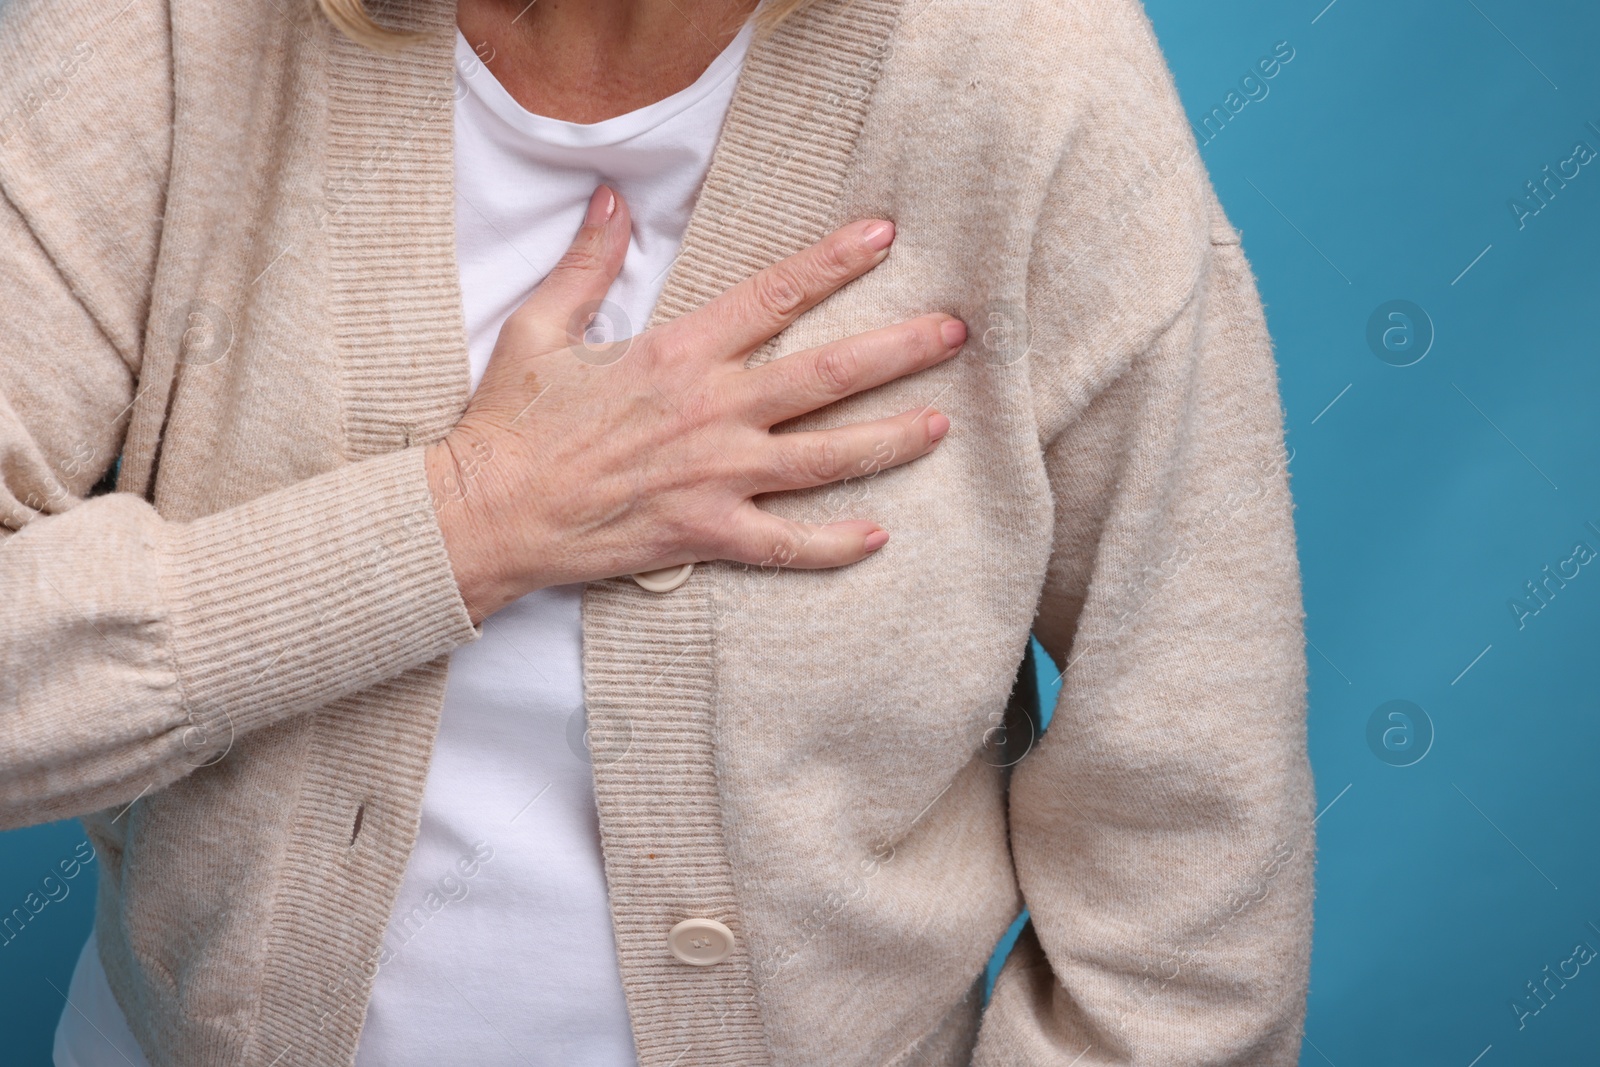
<box><xmin>667</xmin><ymin>918</ymin><xmax>735</xmax><ymax>966</ymax></box>
<box><xmin>631</xmin><ymin>563</ymin><xmax>694</xmax><ymax>593</ymax></box>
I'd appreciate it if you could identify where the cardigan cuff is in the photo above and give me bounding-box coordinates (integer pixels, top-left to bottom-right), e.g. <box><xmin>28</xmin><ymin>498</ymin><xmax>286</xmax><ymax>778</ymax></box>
<box><xmin>156</xmin><ymin>445</ymin><xmax>479</xmax><ymax>749</ymax></box>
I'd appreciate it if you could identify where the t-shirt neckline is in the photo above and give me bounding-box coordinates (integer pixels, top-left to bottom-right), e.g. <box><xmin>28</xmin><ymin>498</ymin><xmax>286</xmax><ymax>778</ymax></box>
<box><xmin>453</xmin><ymin>19</ymin><xmax>756</xmax><ymax>149</ymax></box>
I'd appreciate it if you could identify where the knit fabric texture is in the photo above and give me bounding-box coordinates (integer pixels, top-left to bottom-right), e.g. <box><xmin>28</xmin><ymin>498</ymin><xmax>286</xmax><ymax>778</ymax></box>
<box><xmin>0</xmin><ymin>0</ymin><xmax>1315</xmax><ymax>1063</ymax></box>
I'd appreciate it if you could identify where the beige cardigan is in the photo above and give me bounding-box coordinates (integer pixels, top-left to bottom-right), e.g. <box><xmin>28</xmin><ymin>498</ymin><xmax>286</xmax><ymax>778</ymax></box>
<box><xmin>0</xmin><ymin>0</ymin><xmax>1315</xmax><ymax>1062</ymax></box>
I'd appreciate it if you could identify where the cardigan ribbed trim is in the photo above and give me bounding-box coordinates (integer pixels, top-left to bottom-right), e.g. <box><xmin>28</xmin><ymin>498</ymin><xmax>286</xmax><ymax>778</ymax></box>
<box><xmin>247</xmin><ymin>3</ymin><xmax>478</xmax><ymax>1063</ymax></box>
<box><xmin>229</xmin><ymin>0</ymin><xmax>910</xmax><ymax>1063</ymax></box>
<box><xmin>582</xmin><ymin>1</ymin><xmax>906</xmax><ymax>1062</ymax></box>
<box><xmin>324</xmin><ymin>1</ymin><xmax>469</xmax><ymax>457</ymax></box>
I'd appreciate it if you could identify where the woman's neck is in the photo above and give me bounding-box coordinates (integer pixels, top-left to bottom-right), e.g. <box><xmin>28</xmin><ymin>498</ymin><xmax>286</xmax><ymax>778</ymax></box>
<box><xmin>456</xmin><ymin>0</ymin><xmax>762</xmax><ymax>123</ymax></box>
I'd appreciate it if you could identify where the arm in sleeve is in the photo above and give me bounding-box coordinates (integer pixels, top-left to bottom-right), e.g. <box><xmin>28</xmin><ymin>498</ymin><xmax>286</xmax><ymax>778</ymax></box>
<box><xmin>974</xmin><ymin>225</ymin><xmax>1315</xmax><ymax>1063</ymax></box>
<box><xmin>0</xmin><ymin>184</ymin><xmax>480</xmax><ymax>830</ymax></box>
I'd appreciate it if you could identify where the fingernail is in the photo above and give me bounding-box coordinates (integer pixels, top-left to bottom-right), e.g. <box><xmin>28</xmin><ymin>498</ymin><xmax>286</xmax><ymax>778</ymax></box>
<box><xmin>861</xmin><ymin>220</ymin><xmax>895</xmax><ymax>251</ymax></box>
<box><xmin>940</xmin><ymin>318</ymin><xmax>967</xmax><ymax>347</ymax></box>
<box><xmin>928</xmin><ymin>412</ymin><xmax>950</xmax><ymax>441</ymax></box>
<box><xmin>864</xmin><ymin>529</ymin><xmax>890</xmax><ymax>552</ymax></box>
<box><xmin>586</xmin><ymin>185</ymin><xmax>616</xmax><ymax>226</ymax></box>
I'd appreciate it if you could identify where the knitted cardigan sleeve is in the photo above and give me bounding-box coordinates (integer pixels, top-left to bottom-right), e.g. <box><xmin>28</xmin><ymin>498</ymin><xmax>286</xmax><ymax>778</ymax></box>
<box><xmin>973</xmin><ymin>21</ymin><xmax>1316</xmax><ymax>1064</ymax></box>
<box><xmin>0</xmin><ymin>0</ymin><xmax>479</xmax><ymax>829</ymax></box>
<box><xmin>977</xmin><ymin>230</ymin><xmax>1315</xmax><ymax>1065</ymax></box>
<box><xmin>0</xmin><ymin>183</ymin><xmax>479</xmax><ymax>829</ymax></box>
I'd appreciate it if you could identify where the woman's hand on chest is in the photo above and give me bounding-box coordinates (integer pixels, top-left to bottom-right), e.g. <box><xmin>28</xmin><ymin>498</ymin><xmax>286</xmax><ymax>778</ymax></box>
<box><xmin>426</xmin><ymin>185</ymin><xmax>964</xmax><ymax>624</ymax></box>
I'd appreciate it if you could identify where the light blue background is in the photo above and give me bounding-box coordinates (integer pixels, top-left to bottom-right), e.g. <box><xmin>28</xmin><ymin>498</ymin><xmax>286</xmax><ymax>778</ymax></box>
<box><xmin>5</xmin><ymin>1</ymin><xmax>1599</xmax><ymax>1063</ymax></box>
<box><xmin>1144</xmin><ymin>1</ymin><xmax>1600</xmax><ymax>1063</ymax></box>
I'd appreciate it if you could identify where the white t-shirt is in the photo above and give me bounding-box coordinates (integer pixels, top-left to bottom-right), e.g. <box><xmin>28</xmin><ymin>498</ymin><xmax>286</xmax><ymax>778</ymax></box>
<box><xmin>54</xmin><ymin>17</ymin><xmax>753</xmax><ymax>1066</ymax></box>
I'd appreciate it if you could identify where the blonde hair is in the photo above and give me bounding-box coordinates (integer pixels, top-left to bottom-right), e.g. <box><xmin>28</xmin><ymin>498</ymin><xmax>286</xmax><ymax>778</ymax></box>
<box><xmin>315</xmin><ymin>0</ymin><xmax>817</xmax><ymax>51</ymax></box>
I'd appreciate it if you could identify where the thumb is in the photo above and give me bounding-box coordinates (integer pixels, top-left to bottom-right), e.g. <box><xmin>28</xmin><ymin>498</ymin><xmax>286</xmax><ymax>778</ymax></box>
<box><xmin>510</xmin><ymin>184</ymin><xmax>630</xmax><ymax>351</ymax></box>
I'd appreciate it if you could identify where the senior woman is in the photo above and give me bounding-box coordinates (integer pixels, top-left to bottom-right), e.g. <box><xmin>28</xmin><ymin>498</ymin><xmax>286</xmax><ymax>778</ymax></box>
<box><xmin>0</xmin><ymin>0</ymin><xmax>1313</xmax><ymax>1062</ymax></box>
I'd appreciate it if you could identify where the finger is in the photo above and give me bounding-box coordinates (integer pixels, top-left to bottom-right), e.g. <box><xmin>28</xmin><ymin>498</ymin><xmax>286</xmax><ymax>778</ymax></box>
<box><xmin>505</xmin><ymin>185</ymin><xmax>632</xmax><ymax>351</ymax></box>
<box><xmin>720</xmin><ymin>506</ymin><xmax>890</xmax><ymax>570</ymax></box>
<box><xmin>733</xmin><ymin>313</ymin><xmax>965</xmax><ymax>427</ymax></box>
<box><xmin>751</xmin><ymin>407</ymin><xmax>950</xmax><ymax>493</ymax></box>
<box><xmin>656</xmin><ymin>218</ymin><xmax>897</xmax><ymax>363</ymax></box>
